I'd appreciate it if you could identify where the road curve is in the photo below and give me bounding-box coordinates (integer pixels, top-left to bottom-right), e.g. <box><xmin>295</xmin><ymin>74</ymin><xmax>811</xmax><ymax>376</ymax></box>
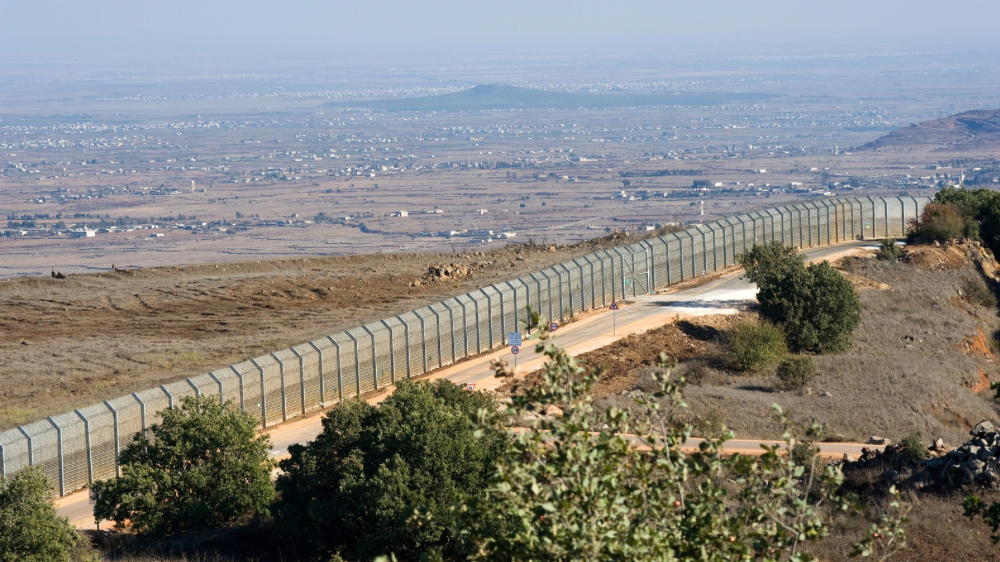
<box><xmin>58</xmin><ymin>240</ymin><xmax>882</xmax><ymax>530</ymax></box>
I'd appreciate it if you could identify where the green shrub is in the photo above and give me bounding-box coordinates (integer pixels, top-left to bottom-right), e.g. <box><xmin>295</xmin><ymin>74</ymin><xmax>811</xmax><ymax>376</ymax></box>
<box><xmin>875</xmin><ymin>238</ymin><xmax>903</xmax><ymax>261</ymax></box>
<box><xmin>757</xmin><ymin>260</ymin><xmax>862</xmax><ymax>353</ymax></box>
<box><xmin>92</xmin><ymin>396</ymin><xmax>275</xmax><ymax>537</ymax></box>
<box><xmin>737</xmin><ymin>241</ymin><xmax>802</xmax><ymax>285</ymax></box>
<box><xmin>898</xmin><ymin>432</ymin><xmax>927</xmax><ymax>467</ymax></box>
<box><xmin>776</xmin><ymin>355</ymin><xmax>817</xmax><ymax>390</ymax></box>
<box><xmin>725</xmin><ymin>320</ymin><xmax>787</xmax><ymax>372</ymax></box>
<box><xmin>0</xmin><ymin>468</ymin><xmax>79</xmax><ymax>562</ymax></box>
<box><xmin>274</xmin><ymin>379</ymin><xmax>508</xmax><ymax>562</ymax></box>
<box><xmin>907</xmin><ymin>202</ymin><xmax>965</xmax><ymax>243</ymax></box>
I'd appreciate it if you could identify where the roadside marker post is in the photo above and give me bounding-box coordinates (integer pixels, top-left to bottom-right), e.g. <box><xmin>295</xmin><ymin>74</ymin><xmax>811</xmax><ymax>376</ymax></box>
<box><xmin>549</xmin><ymin>322</ymin><xmax>558</xmax><ymax>345</ymax></box>
<box><xmin>610</xmin><ymin>301</ymin><xmax>619</xmax><ymax>335</ymax></box>
<box><xmin>511</xmin><ymin>345</ymin><xmax>519</xmax><ymax>370</ymax></box>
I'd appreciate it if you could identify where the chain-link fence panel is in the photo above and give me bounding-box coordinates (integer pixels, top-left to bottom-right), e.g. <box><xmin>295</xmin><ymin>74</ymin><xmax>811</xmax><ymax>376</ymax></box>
<box><xmin>0</xmin><ymin>428</ymin><xmax>30</xmax><ymax>478</ymax></box>
<box><xmin>326</xmin><ymin>333</ymin><xmax>354</xmax><ymax>402</ymax></box>
<box><xmin>248</xmin><ymin>355</ymin><xmax>285</xmax><ymax>426</ymax></box>
<box><xmin>363</xmin><ymin>322</ymin><xmax>391</xmax><ymax>387</ymax></box>
<box><xmin>478</xmin><ymin>287</ymin><xmax>501</xmax><ymax>348</ymax></box>
<box><xmin>107</xmin><ymin>394</ymin><xmax>143</xmax><ymax>456</ymax></box>
<box><xmin>465</xmin><ymin>292</ymin><xmax>490</xmax><ymax>352</ymax></box>
<box><xmin>590</xmin><ymin>252</ymin><xmax>613</xmax><ymax>306</ymax></box>
<box><xmin>208</xmin><ymin>368</ymin><xmax>240</xmax><ymax>408</ymax></box>
<box><xmin>277</xmin><ymin>347</ymin><xmax>308</xmax><ymax>416</ymax></box>
<box><xmin>135</xmin><ymin>386</ymin><xmax>171</xmax><ymax>427</ymax></box>
<box><xmin>230</xmin><ymin>360</ymin><xmax>264</xmax><ymax>422</ymax></box>
<box><xmin>19</xmin><ymin>420</ymin><xmax>60</xmax><ymax>493</ymax></box>
<box><xmin>48</xmin><ymin>412</ymin><xmax>86</xmax><ymax>494</ymax></box>
<box><xmin>428</xmin><ymin>303</ymin><xmax>456</xmax><ymax>366</ymax></box>
<box><xmin>77</xmin><ymin>403</ymin><xmax>114</xmax><ymax>483</ymax></box>
<box><xmin>531</xmin><ymin>271</ymin><xmax>554</xmax><ymax>324</ymax></box>
<box><xmin>882</xmin><ymin>196</ymin><xmax>903</xmax><ymax>237</ymax></box>
<box><xmin>494</xmin><ymin>284</ymin><xmax>516</xmax><ymax>342</ymax></box>
<box><xmin>411</xmin><ymin>308</ymin><xmax>437</xmax><ymax>373</ymax></box>
<box><xmin>347</xmin><ymin>328</ymin><xmax>376</xmax><ymax>394</ymax></box>
<box><xmin>439</xmin><ymin>299</ymin><xmax>466</xmax><ymax>360</ymax></box>
<box><xmin>383</xmin><ymin>316</ymin><xmax>411</xmax><ymax>380</ymax></box>
<box><xmin>189</xmin><ymin>373</ymin><xmax>220</xmax><ymax>403</ymax></box>
<box><xmin>571</xmin><ymin>259</ymin><xmax>594</xmax><ymax>310</ymax></box>
<box><xmin>558</xmin><ymin>262</ymin><xmax>582</xmax><ymax>316</ymax></box>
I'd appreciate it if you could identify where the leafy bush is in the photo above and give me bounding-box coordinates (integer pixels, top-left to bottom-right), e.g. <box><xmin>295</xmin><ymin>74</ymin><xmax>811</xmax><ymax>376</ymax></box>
<box><xmin>757</xmin><ymin>260</ymin><xmax>862</xmax><ymax>353</ymax></box>
<box><xmin>274</xmin><ymin>379</ymin><xmax>508</xmax><ymax>562</ymax></box>
<box><xmin>961</xmin><ymin>275</ymin><xmax>998</xmax><ymax>309</ymax></box>
<box><xmin>776</xmin><ymin>355</ymin><xmax>817</xmax><ymax>390</ymax></box>
<box><xmin>444</xmin><ymin>334</ymin><xmax>904</xmax><ymax>561</ymax></box>
<box><xmin>907</xmin><ymin>202</ymin><xmax>966</xmax><ymax>243</ymax></box>
<box><xmin>737</xmin><ymin>241</ymin><xmax>802</xmax><ymax>285</ymax></box>
<box><xmin>725</xmin><ymin>320</ymin><xmax>787</xmax><ymax>372</ymax></box>
<box><xmin>898</xmin><ymin>432</ymin><xmax>927</xmax><ymax>468</ymax></box>
<box><xmin>875</xmin><ymin>238</ymin><xmax>903</xmax><ymax>261</ymax></box>
<box><xmin>92</xmin><ymin>396</ymin><xmax>275</xmax><ymax>537</ymax></box>
<box><xmin>0</xmin><ymin>468</ymin><xmax>79</xmax><ymax>562</ymax></box>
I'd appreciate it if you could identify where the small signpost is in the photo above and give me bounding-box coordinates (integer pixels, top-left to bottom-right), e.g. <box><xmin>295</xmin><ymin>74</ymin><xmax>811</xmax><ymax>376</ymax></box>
<box><xmin>610</xmin><ymin>301</ymin><xmax>619</xmax><ymax>335</ymax></box>
<box><xmin>549</xmin><ymin>322</ymin><xmax>558</xmax><ymax>345</ymax></box>
<box><xmin>511</xmin><ymin>345</ymin><xmax>520</xmax><ymax>370</ymax></box>
<box><xmin>508</xmin><ymin>332</ymin><xmax>522</xmax><ymax>347</ymax></box>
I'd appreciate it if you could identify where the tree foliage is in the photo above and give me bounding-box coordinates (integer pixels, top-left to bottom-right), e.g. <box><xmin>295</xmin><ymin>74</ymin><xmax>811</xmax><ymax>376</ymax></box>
<box><xmin>737</xmin><ymin>241</ymin><xmax>803</xmax><ymax>286</ymax></box>
<box><xmin>274</xmin><ymin>379</ymin><xmax>508</xmax><ymax>562</ymax></box>
<box><xmin>92</xmin><ymin>396</ymin><xmax>275</xmax><ymax>537</ymax></box>
<box><xmin>756</xmin><ymin>260</ymin><xmax>862</xmax><ymax>354</ymax></box>
<box><xmin>906</xmin><ymin>202</ymin><xmax>967</xmax><ymax>243</ymax></box>
<box><xmin>776</xmin><ymin>355</ymin><xmax>817</xmax><ymax>390</ymax></box>
<box><xmin>0</xmin><ymin>468</ymin><xmax>79</xmax><ymax>562</ymax></box>
<box><xmin>442</xmin><ymin>332</ymin><xmax>901</xmax><ymax>562</ymax></box>
<box><xmin>725</xmin><ymin>320</ymin><xmax>787</xmax><ymax>372</ymax></box>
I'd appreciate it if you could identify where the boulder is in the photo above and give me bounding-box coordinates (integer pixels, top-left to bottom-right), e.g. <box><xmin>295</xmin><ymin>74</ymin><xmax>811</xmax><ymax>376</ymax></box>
<box><xmin>867</xmin><ymin>436</ymin><xmax>891</xmax><ymax>446</ymax></box>
<box><xmin>972</xmin><ymin>420</ymin><xmax>995</xmax><ymax>437</ymax></box>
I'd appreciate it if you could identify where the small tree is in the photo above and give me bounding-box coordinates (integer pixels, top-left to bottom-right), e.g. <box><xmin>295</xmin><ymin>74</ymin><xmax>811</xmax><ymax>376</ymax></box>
<box><xmin>92</xmin><ymin>396</ymin><xmax>275</xmax><ymax>536</ymax></box>
<box><xmin>757</xmin><ymin>260</ymin><xmax>862</xmax><ymax>353</ymax></box>
<box><xmin>875</xmin><ymin>239</ymin><xmax>903</xmax><ymax>261</ymax></box>
<box><xmin>907</xmin><ymin>202</ymin><xmax>965</xmax><ymax>243</ymax></box>
<box><xmin>737</xmin><ymin>241</ymin><xmax>802</xmax><ymax>286</ymax></box>
<box><xmin>725</xmin><ymin>320</ymin><xmax>787</xmax><ymax>372</ymax></box>
<box><xmin>0</xmin><ymin>468</ymin><xmax>79</xmax><ymax>562</ymax></box>
<box><xmin>274</xmin><ymin>379</ymin><xmax>508</xmax><ymax>562</ymax></box>
<box><xmin>776</xmin><ymin>355</ymin><xmax>817</xmax><ymax>390</ymax></box>
<box><xmin>443</xmin><ymin>333</ymin><xmax>901</xmax><ymax>562</ymax></box>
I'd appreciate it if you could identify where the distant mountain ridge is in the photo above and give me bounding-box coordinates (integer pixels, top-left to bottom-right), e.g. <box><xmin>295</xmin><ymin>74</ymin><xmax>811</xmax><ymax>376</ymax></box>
<box><xmin>859</xmin><ymin>109</ymin><xmax>1000</xmax><ymax>151</ymax></box>
<box><xmin>326</xmin><ymin>84</ymin><xmax>774</xmax><ymax>112</ymax></box>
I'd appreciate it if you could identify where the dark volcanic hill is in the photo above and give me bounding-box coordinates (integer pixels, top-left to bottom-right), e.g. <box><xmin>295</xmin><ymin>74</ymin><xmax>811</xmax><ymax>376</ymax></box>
<box><xmin>327</xmin><ymin>84</ymin><xmax>773</xmax><ymax>112</ymax></box>
<box><xmin>859</xmin><ymin>109</ymin><xmax>1000</xmax><ymax>151</ymax></box>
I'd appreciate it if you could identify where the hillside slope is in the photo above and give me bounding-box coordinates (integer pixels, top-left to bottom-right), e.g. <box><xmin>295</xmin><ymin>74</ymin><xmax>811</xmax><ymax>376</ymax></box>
<box><xmin>859</xmin><ymin>109</ymin><xmax>1000</xmax><ymax>151</ymax></box>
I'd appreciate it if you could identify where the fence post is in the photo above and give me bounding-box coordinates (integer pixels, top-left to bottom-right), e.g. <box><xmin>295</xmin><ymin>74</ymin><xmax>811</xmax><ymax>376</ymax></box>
<box><xmin>74</xmin><ymin>409</ymin><xmax>94</xmax><ymax>485</ymax></box>
<box><xmin>48</xmin><ymin>417</ymin><xmax>65</xmax><ymax>497</ymax></box>
<box><xmin>442</xmin><ymin>301</ymin><xmax>459</xmax><ymax>360</ymax></box>
<box><xmin>103</xmin><ymin>401</ymin><xmax>121</xmax><ymax>477</ymax></box>
<box><xmin>208</xmin><ymin>372</ymin><xmax>225</xmax><ymax>405</ymax></box>
<box><xmin>17</xmin><ymin>426</ymin><xmax>33</xmax><ymax>466</ymax></box>
<box><xmin>308</xmin><ymin>341</ymin><xmax>326</xmax><ymax>406</ymax></box>
<box><xmin>412</xmin><ymin>310</ymin><xmax>430</xmax><ymax>373</ymax></box>
<box><xmin>345</xmin><ymin>330</ymin><xmax>362</xmax><ymax>397</ymax></box>
<box><xmin>611</xmin><ymin>248</ymin><xmax>627</xmax><ymax>299</ymax></box>
<box><xmin>396</xmin><ymin>315</ymin><xmax>412</xmax><ymax>378</ymax></box>
<box><xmin>380</xmin><ymin>320</ymin><xmax>396</xmax><ymax>384</ymax></box>
<box><xmin>529</xmin><ymin>272</ymin><xmax>546</xmax><ymax>324</ymax></box>
<box><xmin>489</xmin><ymin>286</ymin><xmax>505</xmax><ymax>345</ymax></box>
<box><xmin>186</xmin><ymin>378</ymin><xmax>200</xmax><ymax>399</ymax></box>
<box><xmin>249</xmin><ymin>358</ymin><xmax>267</xmax><ymax>428</ymax></box>
<box><xmin>269</xmin><ymin>353</ymin><xmax>288</xmax><ymax>421</ymax></box>
<box><xmin>476</xmin><ymin>289</ymin><xmax>493</xmax><ymax>348</ymax></box>
<box><xmin>160</xmin><ymin>384</ymin><xmax>174</xmax><ymax>409</ymax></box>
<box><xmin>682</xmin><ymin>230</ymin><xmax>697</xmax><ymax>279</ymax></box>
<box><xmin>558</xmin><ymin>263</ymin><xmax>574</xmax><ymax>316</ymax></box>
<box><xmin>0</xmin><ymin>443</ymin><xmax>5</xmax><ymax>478</ymax></box>
<box><xmin>290</xmin><ymin>347</ymin><xmax>307</xmax><ymax>414</ymax></box>
<box><xmin>325</xmin><ymin>335</ymin><xmax>344</xmax><ymax>403</ymax></box>
<box><xmin>430</xmin><ymin>306</ymin><xmax>448</xmax><ymax>364</ymax></box>
<box><xmin>228</xmin><ymin>366</ymin><xmax>246</xmax><ymax>412</ymax></box>
<box><xmin>505</xmin><ymin>281</ymin><xmax>520</xmax><ymax>334</ymax></box>
<box><xmin>132</xmin><ymin>392</ymin><xmax>147</xmax><ymax>437</ymax></box>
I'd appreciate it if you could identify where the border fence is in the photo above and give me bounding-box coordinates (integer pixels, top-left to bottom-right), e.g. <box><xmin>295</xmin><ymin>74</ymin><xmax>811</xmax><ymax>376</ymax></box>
<box><xmin>0</xmin><ymin>195</ymin><xmax>930</xmax><ymax>496</ymax></box>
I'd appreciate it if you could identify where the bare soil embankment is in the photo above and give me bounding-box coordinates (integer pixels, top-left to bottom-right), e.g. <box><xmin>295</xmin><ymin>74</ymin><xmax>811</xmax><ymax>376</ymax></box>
<box><xmin>0</xmin><ymin>234</ymin><xmax>636</xmax><ymax>429</ymax></box>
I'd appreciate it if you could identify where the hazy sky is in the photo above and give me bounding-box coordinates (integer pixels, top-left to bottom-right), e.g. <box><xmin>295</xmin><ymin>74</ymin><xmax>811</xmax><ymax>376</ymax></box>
<box><xmin>2</xmin><ymin>0</ymin><xmax>999</xmax><ymax>63</ymax></box>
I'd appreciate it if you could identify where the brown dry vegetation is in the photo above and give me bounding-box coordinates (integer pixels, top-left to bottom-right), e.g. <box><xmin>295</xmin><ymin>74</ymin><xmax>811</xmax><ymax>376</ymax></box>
<box><xmin>0</xmin><ymin>235</ymin><xmax>634</xmax><ymax>429</ymax></box>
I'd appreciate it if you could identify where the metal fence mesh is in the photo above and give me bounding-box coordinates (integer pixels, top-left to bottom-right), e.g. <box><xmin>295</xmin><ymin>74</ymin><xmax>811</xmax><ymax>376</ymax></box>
<box><xmin>4</xmin><ymin>195</ymin><xmax>936</xmax><ymax>495</ymax></box>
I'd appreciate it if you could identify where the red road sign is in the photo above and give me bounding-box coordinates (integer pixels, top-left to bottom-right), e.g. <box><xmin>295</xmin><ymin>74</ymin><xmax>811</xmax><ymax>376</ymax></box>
<box><xmin>550</xmin><ymin>322</ymin><xmax>558</xmax><ymax>332</ymax></box>
<box><xmin>511</xmin><ymin>346</ymin><xmax>520</xmax><ymax>355</ymax></box>
<box><xmin>610</xmin><ymin>301</ymin><xmax>619</xmax><ymax>310</ymax></box>
<box><xmin>466</xmin><ymin>383</ymin><xmax>476</xmax><ymax>391</ymax></box>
